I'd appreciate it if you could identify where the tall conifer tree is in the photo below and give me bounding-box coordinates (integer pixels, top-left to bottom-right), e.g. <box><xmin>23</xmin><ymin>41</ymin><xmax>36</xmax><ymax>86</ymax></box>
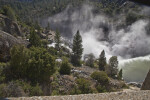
<box><xmin>71</xmin><ymin>30</ymin><xmax>83</xmax><ymax>66</ymax></box>
<box><xmin>99</xmin><ymin>50</ymin><xmax>106</xmax><ymax>71</ymax></box>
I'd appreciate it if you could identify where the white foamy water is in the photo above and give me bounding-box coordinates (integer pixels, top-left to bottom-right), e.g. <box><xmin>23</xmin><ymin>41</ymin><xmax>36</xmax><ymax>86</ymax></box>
<box><xmin>119</xmin><ymin>55</ymin><xmax>150</xmax><ymax>82</ymax></box>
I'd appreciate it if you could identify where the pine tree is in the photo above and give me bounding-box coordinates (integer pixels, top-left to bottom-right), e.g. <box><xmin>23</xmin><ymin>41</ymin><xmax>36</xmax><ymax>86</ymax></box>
<box><xmin>46</xmin><ymin>22</ymin><xmax>50</xmax><ymax>30</ymax></box>
<box><xmin>29</xmin><ymin>27</ymin><xmax>41</xmax><ymax>47</ymax></box>
<box><xmin>99</xmin><ymin>50</ymin><xmax>106</xmax><ymax>71</ymax></box>
<box><xmin>85</xmin><ymin>53</ymin><xmax>95</xmax><ymax>68</ymax></box>
<box><xmin>55</xmin><ymin>29</ymin><xmax>61</xmax><ymax>51</ymax></box>
<box><xmin>59</xmin><ymin>58</ymin><xmax>71</xmax><ymax>75</ymax></box>
<box><xmin>108</xmin><ymin>56</ymin><xmax>118</xmax><ymax>78</ymax></box>
<box><xmin>71</xmin><ymin>30</ymin><xmax>83</xmax><ymax>66</ymax></box>
<box><xmin>34</xmin><ymin>21</ymin><xmax>41</xmax><ymax>31</ymax></box>
<box><xmin>118</xmin><ymin>69</ymin><xmax>123</xmax><ymax>80</ymax></box>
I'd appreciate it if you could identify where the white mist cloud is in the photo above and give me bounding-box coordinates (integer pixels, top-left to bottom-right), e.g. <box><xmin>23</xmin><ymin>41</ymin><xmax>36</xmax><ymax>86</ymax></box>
<box><xmin>42</xmin><ymin>4</ymin><xmax>150</xmax><ymax>82</ymax></box>
<box><xmin>141</xmin><ymin>6</ymin><xmax>150</xmax><ymax>16</ymax></box>
<box><xmin>110</xmin><ymin>20</ymin><xmax>150</xmax><ymax>59</ymax></box>
<box><xmin>82</xmin><ymin>29</ymin><xmax>111</xmax><ymax>59</ymax></box>
<box><xmin>45</xmin><ymin>4</ymin><xmax>150</xmax><ymax>61</ymax></box>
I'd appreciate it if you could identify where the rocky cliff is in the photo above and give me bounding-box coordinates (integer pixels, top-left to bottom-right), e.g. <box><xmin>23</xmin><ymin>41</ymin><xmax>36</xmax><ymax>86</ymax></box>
<box><xmin>0</xmin><ymin>14</ymin><xmax>23</xmax><ymax>37</ymax></box>
<box><xmin>141</xmin><ymin>69</ymin><xmax>150</xmax><ymax>90</ymax></box>
<box><xmin>0</xmin><ymin>13</ymin><xmax>29</xmax><ymax>62</ymax></box>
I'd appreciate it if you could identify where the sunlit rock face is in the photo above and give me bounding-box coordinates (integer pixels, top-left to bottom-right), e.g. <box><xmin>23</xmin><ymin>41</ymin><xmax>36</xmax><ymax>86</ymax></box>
<box><xmin>141</xmin><ymin>70</ymin><xmax>150</xmax><ymax>90</ymax></box>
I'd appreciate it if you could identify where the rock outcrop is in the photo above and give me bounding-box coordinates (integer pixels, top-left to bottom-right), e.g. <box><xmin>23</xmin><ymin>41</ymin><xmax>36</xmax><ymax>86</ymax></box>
<box><xmin>0</xmin><ymin>14</ymin><xmax>23</xmax><ymax>37</ymax></box>
<box><xmin>141</xmin><ymin>69</ymin><xmax>150</xmax><ymax>90</ymax></box>
<box><xmin>0</xmin><ymin>30</ymin><xmax>28</xmax><ymax>62</ymax></box>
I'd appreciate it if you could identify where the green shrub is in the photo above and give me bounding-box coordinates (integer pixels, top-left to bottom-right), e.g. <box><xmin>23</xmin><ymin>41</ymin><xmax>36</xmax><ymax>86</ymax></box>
<box><xmin>73</xmin><ymin>72</ymin><xmax>79</xmax><ymax>78</ymax></box>
<box><xmin>0</xmin><ymin>84</ymin><xmax>7</xmax><ymax>97</ymax></box>
<box><xmin>91</xmin><ymin>71</ymin><xmax>109</xmax><ymax>86</ymax></box>
<box><xmin>14</xmin><ymin>80</ymin><xmax>43</xmax><ymax>96</ymax></box>
<box><xmin>96</xmin><ymin>84</ymin><xmax>107</xmax><ymax>93</ymax></box>
<box><xmin>0</xmin><ymin>81</ymin><xmax>26</xmax><ymax>97</ymax></box>
<box><xmin>70</xmin><ymin>85</ymin><xmax>81</xmax><ymax>95</ymax></box>
<box><xmin>50</xmin><ymin>81</ymin><xmax>60</xmax><ymax>96</ymax></box>
<box><xmin>0</xmin><ymin>63</ymin><xmax>6</xmax><ymax>67</ymax></box>
<box><xmin>30</xmin><ymin>84</ymin><xmax>43</xmax><ymax>96</ymax></box>
<box><xmin>15</xmin><ymin>80</ymin><xmax>31</xmax><ymax>96</ymax></box>
<box><xmin>59</xmin><ymin>58</ymin><xmax>71</xmax><ymax>75</ymax></box>
<box><xmin>0</xmin><ymin>63</ymin><xmax>6</xmax><ymax>83</ymax></box>
<box><xmin>75</xmin><ymin>78</ymin><xmax>93</xmax><ymax>94</ymax></box>
<box><xmin>51</xmin><ymin>90</ymin><xmax>60</xmax><ymax>96</ymax></box>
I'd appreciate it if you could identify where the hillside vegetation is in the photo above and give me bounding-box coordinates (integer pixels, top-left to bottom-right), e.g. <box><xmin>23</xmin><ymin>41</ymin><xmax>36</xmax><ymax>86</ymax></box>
<box><xmin>0</xmin><ymin>0</ymin><xmax>137</xmax><ymax>24</ymax></box>
<box><xmin>0</xmin><ymin>0</ymin><xmax>149</xmax><ymax>98</ymax></box>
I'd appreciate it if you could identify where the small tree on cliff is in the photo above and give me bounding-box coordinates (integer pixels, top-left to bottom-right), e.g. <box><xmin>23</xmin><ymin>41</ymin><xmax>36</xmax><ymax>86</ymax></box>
<box><xmin>99</xmin><ymin>50</ymin><xmax>106</xmax><ymax>71</ymax></box>
<box><xmin>71</xmin><ymin>30</ymin><xmax>83</xmax><ymax>66</ymax></box>
<box><xmin>55</xmin><ymin>29</ymin><xmax>61</xmax><ymax>51</ymax></box>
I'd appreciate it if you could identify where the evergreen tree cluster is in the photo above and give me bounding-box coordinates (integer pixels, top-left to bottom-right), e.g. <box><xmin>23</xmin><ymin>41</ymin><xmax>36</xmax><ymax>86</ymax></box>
<box><xmin>8</xmin><ymin>45</ymin><xmax>56</xmax><ymax>84</ymax></box>
<box><xmin>98</xmin><ymin>50</ymin><xmax>120</xmax><ymax>79</ymax></box>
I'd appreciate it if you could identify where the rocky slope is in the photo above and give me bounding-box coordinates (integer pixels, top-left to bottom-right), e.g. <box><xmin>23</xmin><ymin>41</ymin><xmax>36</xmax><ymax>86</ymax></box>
<box><xmin>8</xmin><ymin>90</ymin><xmax>150</xmax><ymax>100</ymax></box>
<box><xmin>0</xmin><ymin>13</ymin><xmax>29</xmax><ymax>62</ymax></box>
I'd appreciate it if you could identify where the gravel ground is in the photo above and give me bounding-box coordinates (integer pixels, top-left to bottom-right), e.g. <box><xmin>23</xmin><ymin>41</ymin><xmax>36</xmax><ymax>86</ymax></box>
<box><xmin>8</xmin><ymin>90</ymin><xmax>150</xmax><ymax>100</ymax></box>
